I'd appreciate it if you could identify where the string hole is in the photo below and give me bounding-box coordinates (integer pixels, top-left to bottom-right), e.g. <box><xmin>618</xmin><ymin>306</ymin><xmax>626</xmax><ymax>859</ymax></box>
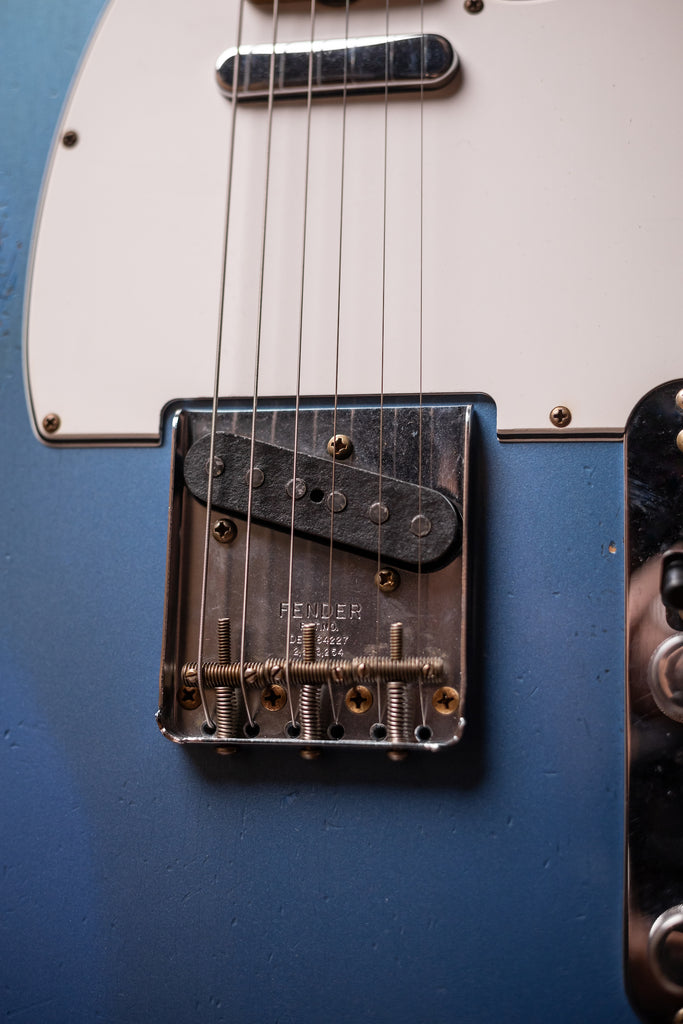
<box><xmin>370</xmin><ymin>723</ymin><xmax>387</xmax><ymax>741</ymax></box>
<box><xmin>328</xmin><ymin>723</ymin><xmax>345</xmax><ymax>740</ymax></box>
<box><xmin>243</xmin><ymin>722</ymin><xmax>260</xmax><ymax>738</ymax></box>
<box><xmin>415</xmin><ymin>725</ymin><xmax>432</xmax><ymax>743</ymax></box>
<box><xmin>310</xmin><ymin>488</ymin><xmax>324</xmax><ymax>503</ymax></box>
<box><xmin>285</xmin><ymin>722</ymin><xmax>301</xmax><ymax>738</ymax></box>
<box><xmin>202</xmin><ymin>722</ymin><xmax>216</xmax><ymax>736</ymax></box>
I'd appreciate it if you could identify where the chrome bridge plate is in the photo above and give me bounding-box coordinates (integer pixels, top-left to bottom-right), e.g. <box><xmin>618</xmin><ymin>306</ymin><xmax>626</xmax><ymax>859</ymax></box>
<box><xmin>626</xmin><ymin>380</ymin><xmax>683</xmax><ymax>1022</ymax></box>
<box><xmin>158</xmin><ymin>401</ymin><xmax>471</xmax><ymax>753</ymax></box>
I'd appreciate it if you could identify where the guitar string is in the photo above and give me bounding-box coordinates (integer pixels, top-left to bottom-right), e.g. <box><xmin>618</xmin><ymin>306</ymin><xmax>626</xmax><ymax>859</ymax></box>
<box><xmin>284</xmin><ymin>0</ymin><xmax>319</xmax><ymax>727</ymax></box>
<box><xmin>238</xmin><ymin>0</ymin><xmax>281</xmax><ymax>721</ymax></box>
<box><xmin>196</xmin><ymin>0</ymin><xmax>248</xmax><ymax>731</ymax></box>
<box><xmin>417</xmin><ymin>6</ymin><xmax>427</xmax><ymax>728</ymax></box>
<box><xmin>325</xmin><ymin>0</ymin><xmax>352</xmax><ymax>726</ymax></box>
<box><xmin>373</xmin><ymin>0</ymin><xmax>391</xmax><ymax>716</ymax></box>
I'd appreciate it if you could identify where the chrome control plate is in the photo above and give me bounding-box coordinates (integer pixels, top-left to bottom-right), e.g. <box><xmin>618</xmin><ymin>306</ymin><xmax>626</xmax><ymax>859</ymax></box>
<box><xmin>158</xmin><ymin>401</ymin><xmax>471</xmax><ymax>753</ymax></box>
<box><xmin>626</xmin><ymin>381</ymin><xmax>683</xmax><ymax>1022</ymax></box>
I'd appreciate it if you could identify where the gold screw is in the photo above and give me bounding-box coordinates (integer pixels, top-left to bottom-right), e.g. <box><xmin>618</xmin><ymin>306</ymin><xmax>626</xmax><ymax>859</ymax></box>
<box><xmin>549</xmin><ymin>406</ymin><xmax>572</xmax><ymax>428</ymax></box>
<box><xmin>212</xmin><ymin>518</ymin><xmax>237</xmax><ymax>543</ymax></box>
<box><xmin>42</xmin><ymin>413</ymin><xmax>61</xmax><ymax>434</ymax></box>
<box><xmin>178</xmin><ymin>683</ymin><xmax>201</xmax><ymax>710</ymax></box>
<box><xmin>327</xmin><ymin>434</ymin><xmax>353</xmax><ymax>459</ymax></box>
<box><xmin>375</xmin><ymin>567</ymin><xmax>400</xmax><ymax>593</ymax></box>
<box><xmin>433</xmin><ymin>687</ymin><xmax>460</xmax><ymax>715</ymax></box>
<box><xmin>261</xmin><ymin>684</ymin><xmax>287</xmax><ymax>712</ymax></box>
<box><xmin>345</xmin><ymin>685</ymin><xmax>373</xmax><ymax>714</ymax></box>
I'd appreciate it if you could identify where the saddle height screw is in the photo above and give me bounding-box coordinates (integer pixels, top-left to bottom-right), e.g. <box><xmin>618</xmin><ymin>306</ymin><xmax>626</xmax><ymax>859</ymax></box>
<box><xmin>464</xmin><ymin>0</ymin><xmax>484</xmax><ymax>12</ymax></box>
<box><xmin>212</xmin><ymin>518</ymin><xmax>237</xmax><ymax>544</ymax></box>
<box><xmin>215</xmin><ymin>617</ymin><xmax>238</xmax><ymax>755</ymax></box>
<box><xmin>327</xmin><ymin>434</ymin><xmax>353</xmax><ymax>459</ymax></box>
<box><xmin>42</xmin><ymin>413</ymin><xmax>61</xmax><ymax>434</ymax></box>
<box><xmin>375</xmin><ymin>567</ymin><xmax>400</xmax><ymax>593</ymax></box>
<box><xmin>549</xmin><ymin>405</ymin><xmax>572</xmax><ymax>428</ymax></box>
<box><xmin>300</xmin><ymin>623</ymin><xmax>322</xmax><ymax>760</ymax></box>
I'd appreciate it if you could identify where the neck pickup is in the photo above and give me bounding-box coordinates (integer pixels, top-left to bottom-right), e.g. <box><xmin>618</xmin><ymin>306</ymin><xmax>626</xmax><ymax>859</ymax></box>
<box><xmin>216</xmin><ymin>34</ymin><xmax>458</xmax><ymax>101</ymax></box>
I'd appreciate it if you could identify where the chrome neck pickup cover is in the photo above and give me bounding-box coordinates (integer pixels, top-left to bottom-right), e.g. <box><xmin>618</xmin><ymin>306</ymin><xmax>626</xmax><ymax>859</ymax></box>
<box><xmin>158</xmin><ymin>402</ymin><xmax>471</xmax><ymax>755</ymax></box>
<box><xmin>216</xmin><ymin>35</ymin><xmax>458</xmax><ymax>101</ymax></box>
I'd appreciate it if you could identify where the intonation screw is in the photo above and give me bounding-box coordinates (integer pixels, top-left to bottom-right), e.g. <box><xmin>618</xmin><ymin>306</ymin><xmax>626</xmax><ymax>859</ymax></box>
<box><xmin>549</xmin><ymin>406</ymin><xmax>572</xmax><ymax>428</ymax></box>
<box><xmin>326</xmin><ymin>434</ymin><xmax>353</xmax><ymax>459</ymax></box>
<box><xmin>345</xmin><ymin>686</ymin><xmax>373</xmax><ymax>714</ymax></box>
<box><xmin>217</xmin><ymin>618</ymin><xmax>232</xmax><ymax>664</ymax></box>
<box><xmin>464</xmin><ymin>0</ymin><xmax>484</xmax><ymax>11</ymax></box>
<box><xmin>390</xmin><ymin>622</ymin><xmax>404</xmax><ymax>661</ymax></box>
<box><xmin>212</xmin><ymin>518</ymin><xmax>237</xmax><ymax>544</ymax></box>
<box><xmin>375</xmin><ymin>567</ymin><xmax>400</xmax><ymax>593</ymax></box>
<box><xmin>62</xmin><ymin>130</ymin><xmax>79</xmax><ymax>147</ymax></box>
<box><xmin>433</xmin><ymin>686</ymin><xmax>460</xmax><ymax>715</ymax></box>
<box><xmin>42</xmin><ymin>413</ymin><xmax>61</xmax><ymax>434</ymax></box>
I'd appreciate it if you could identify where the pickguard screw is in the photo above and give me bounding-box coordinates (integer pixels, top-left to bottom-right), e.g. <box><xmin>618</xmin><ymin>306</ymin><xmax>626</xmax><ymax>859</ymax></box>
<box><xmin>327</xmin><ymin>434</ymin><xmax>353</xmax><ymax>459</ymax></box>
<box><xmin>42</xmin><ymin>413</ymin><xmax>61</xmax><ymax>434</ymax></box>
<box><xmin>375</xmin><ymin>567</ymin><xmax>400</xmax><ymax>593</ymax></box>
<box><xmin>464</xmin><ymin>0</ymin><xmax>484</xmax><ymax>12</ymax></box>
<box><xmin>676</xmin><ymin>390</ymin><xmax>683</xmax><ymax>412</ymax></box>
<box><xmin>212</xmin><ymin>518</ymin><xmax>237</xmax><ymax>543</ymax></box>
<box><xmin>261</xmin><ymin>684</ymin><xmax>287</xmax><ymax>712</ymax></box>
<box><xmin>62</xmin><ymin>130</ymin><xmax>79</xmax><ymax>147</ymax></box>
<box><xmin>550</xmin><ymin>406</ymin><xmax>572</xmax><ymax>428</ymax></box>
<box><xmin>345</xmin><ymin>685</ymin><xmax>373</xmax><ymax>714</ymax></box>
<box><xmin>178</xmin><ymin>684</ymin><xmax>201</xmax><ymax>710</ymax></box>
<box><xmin>433</xmin><ymin>686</ymin><xmax>460</xmax><ymax>715</ymax></box>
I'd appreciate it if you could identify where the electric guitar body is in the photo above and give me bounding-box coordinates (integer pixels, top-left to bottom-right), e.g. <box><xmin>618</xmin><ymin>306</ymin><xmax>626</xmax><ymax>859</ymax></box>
<box><xmin>3</xmin><ymin>0</ymin><xmax>683</xmax><ymax>1020</ymax></box>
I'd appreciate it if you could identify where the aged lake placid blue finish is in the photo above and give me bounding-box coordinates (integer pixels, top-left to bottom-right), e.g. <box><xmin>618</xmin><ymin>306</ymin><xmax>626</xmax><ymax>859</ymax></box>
<box><xmin>0</xmin><ymin>2</ymin><xmax>636</xmax><ymax>1021</ymax></box>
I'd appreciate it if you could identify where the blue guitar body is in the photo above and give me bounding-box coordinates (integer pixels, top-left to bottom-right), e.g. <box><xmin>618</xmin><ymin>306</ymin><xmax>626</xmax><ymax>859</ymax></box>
<box><xmin>1</xmin><ymin>2</ymin><xmax>638</xmax><ymax>1021</ymax></box>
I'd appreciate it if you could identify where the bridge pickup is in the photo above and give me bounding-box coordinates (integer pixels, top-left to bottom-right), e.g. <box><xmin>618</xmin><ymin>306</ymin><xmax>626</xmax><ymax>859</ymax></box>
<box><xmin>215</xmin><ymin>34</ymin><xmax>458</xmax><ymax>101</ymax></box>
<box><xmin>183</xmin><ymin>431</ymin><xmax>461</xmax><ymax>570</ymax></box>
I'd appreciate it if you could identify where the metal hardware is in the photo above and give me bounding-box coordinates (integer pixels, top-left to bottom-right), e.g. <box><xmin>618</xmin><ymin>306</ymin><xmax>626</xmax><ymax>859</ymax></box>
<box><xmin>410</xmin><ymin>515</ymin><xmax>432</xmax><ymax>538</ymax></box>
<box><xmin>549</xmin><ymin>406</ymin><xmax>572</xmax><ymax>428</ymax></box>
<box><xmin>464</xmin><ymin>0</ymin><xmax>484</xmax><ymax>12</ymax></box>
<box><xmin>368</xmin><ymin>502</ymin><xmax>389</xmax><ymax>525</ymax></box>
<box><xmin>213</xmin><ymin>618</ymin><xmax>238</xmax><ymax>746</ymax></box>
<box><xmin>345</xmin><ymin>686</ymin><xmax>373</xmax><ymax>714</ymax></box>
<box><xmin>42</xmin><ymin>413</ymin><xmax>61</xmax><ymax>434</ymax></box>
<box><xmin>286</xmin><ymin>478</ymin><xmax>307</xmax><ymax>500</ymax></box>
<box><xmin>212</xmin><ymin>518</ymin><xmax>237</xmax><ymax>544</ymax></box>
<box><xmin>676</xmin><ymin>390</ymin><xmax>683</xmax><ymax>413</ymax></box>
<box><xmin>327</xmin><ymin>434</ymin><xmax>353</xmax><ymax>459</ymax></box>
<box><xmin>158</xmin><ymin>403</ymin><xmax>471</xmax><ymax>753</ymax></box>
<box><xmin>216</xmin><ymin>35</ymin><xmax>458</xmax><ymax>102</ymax></box>
<box><xmin>61</xmin><ymin>130</ymin><xmax>78</xmax><ymax>147</ymax></box>
<box><xmin>433</xmin><ymin>686</ymin><xmax>460</xmax><ymax>715</ymax></box>
<box><xmin>375</xmin><ymin>567</ymin><xmax>400</xmax><ymax>593</ymax></box>
<box><xmin>205</xmin><ymin>456</ymin><xmax>224</xmax><ymax>477</ymax></box>
<box><xmin>325</xmin><ymin>491</ymin><xmax>347</xmax><ymax>513</ymax></box>
<box><xmin>184</xmin><ymin>431</ymin><xmax>460</xmax><ymax>570</ymax></box>
<box><xmin>178</xmin><ymin>683</ymin><xmax>201</xmax><ymax>710</ymax></box>
<box><xmin>625</xmin><ymin>380</ymin><xmax>683</xmax><ymax>1020</ymax></box>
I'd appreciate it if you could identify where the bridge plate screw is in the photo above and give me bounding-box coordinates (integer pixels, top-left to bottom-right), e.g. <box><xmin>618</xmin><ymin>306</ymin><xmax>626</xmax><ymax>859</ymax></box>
<box><xmin>178</xmin><ymin>683</ymin><xmax>201</xmax><ymax>710</ymax></box>
<box><xmin>261</xmin><ymin>684</ymin><xmax>287</xmax><ymax>712</ymax></box>
<box><xmin>549</xmin><ymin>405</ymin><xmax>572</xmax><ymax>428</ymax></box>
<box><xmin>464</xmin><ymin>0</ymin><xmax>484</xmax><ymax>12</ymax></box>
<box><xmin>375</xmin><ymin>567</ymin><xmax>400</xmax><ymax>593</ymax></box>
<box><xmin>327</xmin><ymin>434</ymin><xmax>353</xmax><ymax>459</ymax></box>
<box><xmin>433</xmin><ymin>686</ymin><xmax>460</xmax><ymax>715</ymax></box>
<box><xmin>62</xmin><ymin>130</ymin><xmax>79</xmax><ymax>147</ymax></box>
<box><xmin>42</xmin><ymin>413</ymin><xmax>61</xmax><ymax>434</ymax></box>
<box><xmin>345</xmin><ymin>685</ymin><xmax>373</xmax><ymax>714</ymax></box>
<box><xmin>212</xmin><ymin>518</ymin><xmax>237</xmax><ymax>544</ymax></box>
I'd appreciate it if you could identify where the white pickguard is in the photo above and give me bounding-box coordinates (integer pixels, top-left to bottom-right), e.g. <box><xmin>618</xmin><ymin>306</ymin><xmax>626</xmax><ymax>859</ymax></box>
<box><xmin>25</xmin><ymin>0</ymin><xmax>683</xmax><ymax>440</ymax></box>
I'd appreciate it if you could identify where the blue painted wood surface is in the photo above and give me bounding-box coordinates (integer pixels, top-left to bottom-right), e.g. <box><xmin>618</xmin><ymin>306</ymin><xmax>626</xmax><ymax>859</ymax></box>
<box><xmin>0</xmin><ymin>3</ymin><xmax>638</xmax><ymax>1021</ymax></box>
